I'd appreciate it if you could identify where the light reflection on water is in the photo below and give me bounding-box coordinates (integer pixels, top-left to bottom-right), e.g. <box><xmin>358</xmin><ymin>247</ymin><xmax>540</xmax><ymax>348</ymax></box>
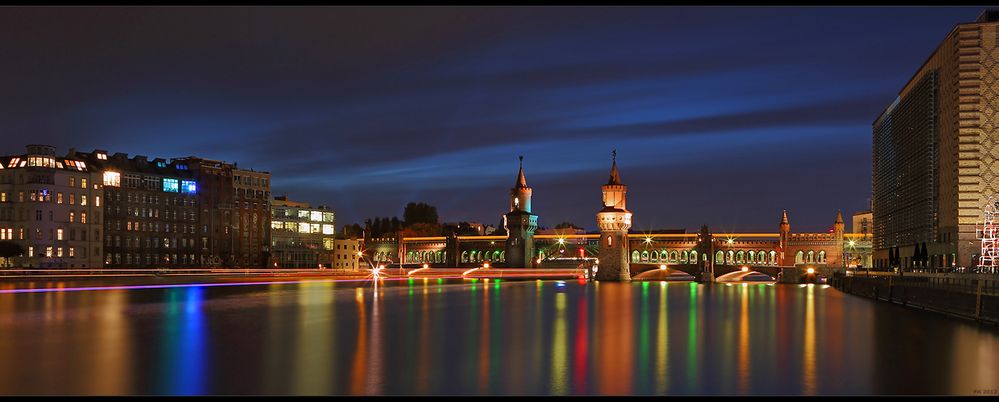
<box><xmin>0</xmin><ymin>280</ymin><xmax>997</xmax><ymax>395</ymax></box>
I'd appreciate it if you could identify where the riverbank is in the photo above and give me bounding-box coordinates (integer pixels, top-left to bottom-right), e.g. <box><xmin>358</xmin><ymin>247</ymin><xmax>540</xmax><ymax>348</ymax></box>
<box><xmin>830</xmin><ymin>272</ymin><xmax>999</xmax><ymax>325</ymax></box>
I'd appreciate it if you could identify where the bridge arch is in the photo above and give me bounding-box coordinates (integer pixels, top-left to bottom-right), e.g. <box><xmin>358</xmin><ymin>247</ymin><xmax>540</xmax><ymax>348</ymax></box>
<box><xmin>499</xmin><ymin>251</ymin><xmax>505</xmax><ymax>262</ymax></box>
<box><xmin>818</xmin><ymin>250</ymin><xmax>826</xmax><ymax>264</ymax></box>
<box><xmin>650</xmin><ymin>250</ymin><xmax>659</xmax><ymax>262</ymax></box>
<box><xmin>461</xmin><ymin>251</ymin><xmax>469</xmax><ymax>263</ymax></box>
<box><xmin>806</xmin><ymin>250</ymin><xmax>814</xmax><ymax>263</ymax></box>
<box><xmin>769</xmin><ymin>250</ymin><xmax>776</xmax><ymax>264</ymax></box>
<box><xmin>670</xmin><ymin>250</ymin><xmax>678</xmax><ymax>263</ymax></box>
<box><xmin>641</xmin><ymin>250</ymin><xmax>649</xmax><ymax>262</ymax></box>
<box><xmin>632</xmin><ymin>250</ymin><xmax>640</xmax><ymax>263</ymax></box>
<box><xmin>795</xmin><ymin>250</ymin><xmax>804</xmax><ymax>264</ymax></box>
<box><xmin>736</xmin><ymin>250</ymin><xmax>744</xmax><ymax>264</ymax></box>
<box><xmin>715</xmin><ymin>250</ymin><xmax>724</xmax><ymax>264</ymax></box>
<box><xmin>690</xmin><ymin>251</ymin><xmax>698</xmax><ymax>264</ymax></box>
<box><xmin>727</xmin><ymin>250</ymin><xmax>734</xmax><ymax>264</ymax></box>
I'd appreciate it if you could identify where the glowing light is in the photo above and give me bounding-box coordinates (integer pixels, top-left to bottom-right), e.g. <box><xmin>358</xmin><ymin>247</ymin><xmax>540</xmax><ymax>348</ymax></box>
<box><xmin>462</xmin><ymin>267</ymin><xmax>482</xmax><ymax>276</ymax></box>
<box><xmin>102</xmin><ymin>171</ymin><xmax>121</xmax><ymax>187</ymax></box>
<box><xmin>806</xmin><ymin>268</ymin><xmax>815</xmax><ymax>274</ymax></box>
<box><xmin>659</xmin><ymin>264</ymin><xmax>667</xmax><ymax>270</ymax></box>
<box><xmin>741</xmin><ymin>266</ymin><xmax>749</xmax><ymax>272</ymax></box>
<box><xmin>483</xmin><ymin>262</ymin><xmax>490</xmax><ymax>269</ymax></box>
<box><xmin>848</xmin><ymin>240</ymin><xmax>856</xmax><ymax>247</ymax></box>
<box><xmin>422</xmin><ymin>263</ymin><xmax>429</xmax><ymax>269</ymax></box>
<box><xmin>645</xmin><ymin>237</ymin><xmax>652</xmax><ymax>243</ymax></box>
<box><xmin>727</xmin><ymin>238</ymin><xmax>734</xmax><ymax>245</ymax></box>
<box><xmin>557</xmin><ymin>238</ymin><xmax>566</xmax><ymax>245</ymax></box>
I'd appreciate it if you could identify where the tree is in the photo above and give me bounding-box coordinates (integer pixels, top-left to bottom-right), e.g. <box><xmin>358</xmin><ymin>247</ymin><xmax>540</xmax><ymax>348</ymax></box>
<box><xmin>0</xmin><ymin>241</ymin><xmax>25</xmax><ymax>268</ymax></box>
<box><xmin>555</xmin><ymin>221</ymin><xmax>582</xmax><ymax>230</ymax></box>
<box><xmin>403</xmin><ymin>202</ymin><xmax>439</xmax><ymax>227</ymax></box>
<box><xmin>400</xmin><ymin>222</ymin><xmax>443</xmax><ymax>237</ymax></box>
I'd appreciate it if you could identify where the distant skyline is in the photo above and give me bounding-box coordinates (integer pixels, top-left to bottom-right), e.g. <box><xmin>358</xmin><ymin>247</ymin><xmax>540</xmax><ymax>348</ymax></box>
<box><xmin>0</xmin><ymin>6</ymin><xmax>984</xmax><ymax>232</ymax></box>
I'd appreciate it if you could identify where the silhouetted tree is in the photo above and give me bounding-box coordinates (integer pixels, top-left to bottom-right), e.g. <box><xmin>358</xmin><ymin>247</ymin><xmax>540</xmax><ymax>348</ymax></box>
<box><xmin>555</xmin><ymin>221</ymin><xmax>582</xmax><ymax>230</ymax></box>
<box><xmin>403</xmin><ymin>202</ymin><xmax>439</xmax><ymax>226</ymax></box>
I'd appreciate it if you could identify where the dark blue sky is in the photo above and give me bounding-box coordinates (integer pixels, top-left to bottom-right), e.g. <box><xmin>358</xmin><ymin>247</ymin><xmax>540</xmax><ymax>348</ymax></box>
<box><xmin>0</xmin><ymin>6</ymin><xmax>984</xmax><ymax>232</ymax></box>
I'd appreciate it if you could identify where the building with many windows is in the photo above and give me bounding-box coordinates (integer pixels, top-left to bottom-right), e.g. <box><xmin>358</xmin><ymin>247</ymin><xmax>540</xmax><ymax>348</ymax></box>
<box><xmin>170</xmin><ymin>157</ymin><xmax>272</xmax><ymax>267</ymax></box>
<box><xmin>0</xmin><ymin>145</ymin><xmax>103</xmax><ymax>268</ymax></box>
<box><xmin>873</xmin><ymin>10</ymin><xmax>999</xmax><ymax>269</ymax></box>
<box><xmin>332</xmin><ymin>237</ymin><xmax>361</xmax><ymax>271</ymax></box>
<box><xmin>72</xmin><ymin>149</ymin><xmax>199</xmax><ymax>268</ymax></box>
<box><xmin>270</xmin><ymin>196</ymin><xmax>335</xmax><ymax>268</ymax></box>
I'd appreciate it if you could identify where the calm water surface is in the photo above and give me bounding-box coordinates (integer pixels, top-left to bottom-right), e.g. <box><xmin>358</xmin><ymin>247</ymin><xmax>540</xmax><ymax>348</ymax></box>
<box><xmin>0</xmin><ymin>279</ymin><xmax>996</xmax><ymax>395</ymax></box>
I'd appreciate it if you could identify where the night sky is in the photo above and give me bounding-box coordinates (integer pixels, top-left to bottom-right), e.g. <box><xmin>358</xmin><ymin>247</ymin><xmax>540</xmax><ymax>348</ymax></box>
<box><xmin>0</xmin><ymin>6</ymin><xmax>984</xmax><ymax>232</ymax></box>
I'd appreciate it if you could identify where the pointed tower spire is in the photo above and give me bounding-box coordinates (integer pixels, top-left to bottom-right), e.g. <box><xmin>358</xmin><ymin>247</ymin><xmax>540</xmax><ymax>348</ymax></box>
<box><xmin>608</xmin><ymin>149</ymin><xmax>621</xmax><ymax>185</ymax></box>
<box><xmin>835</xmin><ymin>210</ymin><xmax>844</xmax><ymax>224</ymax></box>
<box><xmin>515</xmin><ymin>155</ymin><xmax>528</xmax><ymax>188</ymax></box>
<box><xmin>781</xmin><ymin>209</ymin><xmax>789</xmax><ymax>225</ymax></box>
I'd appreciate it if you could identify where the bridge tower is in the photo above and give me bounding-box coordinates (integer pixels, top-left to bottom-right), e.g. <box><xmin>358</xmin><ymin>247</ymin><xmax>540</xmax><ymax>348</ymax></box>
<box><xmin>595</xmin><ymin>151</ymin><xmax>633</xmax><ymax>281</ymax></box>
<box><xmin>504</xmin><ymin>156</ymin><xmax>538</xmax><ymax>268</ymax></box>
<box><xmin>778</xmin><ymin>210</ymin><xmax>790</xmax><ymax>266</ymax></box>
<box><xmin>832</xmin><ymin>211</ymin><xmax>845</xmax><ymax>268</ymax></box>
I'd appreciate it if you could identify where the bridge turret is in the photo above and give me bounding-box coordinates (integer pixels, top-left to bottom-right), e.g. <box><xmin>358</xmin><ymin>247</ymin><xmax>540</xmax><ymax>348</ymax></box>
<box><xmin>779</xmin><ymin>210</ymin><xmax>790</xmax><ymax>265</ymax></box>
<box><xmin>504</xmin><ymin>156</ymin><xmax>538</xmax><ymax>268</ymax></box>
<box><xmin>595</xmin><ymin>151</ymin><xmax>632</xmax><ymax>281</ymax></box>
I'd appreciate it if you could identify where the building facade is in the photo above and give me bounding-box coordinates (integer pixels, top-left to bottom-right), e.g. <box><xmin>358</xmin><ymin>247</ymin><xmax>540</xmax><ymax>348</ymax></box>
<box><xmin>332</xmin><ymin>237</ymin><xmax>361</xmax><ymax>271</ymax></box>
<box><xmin>270</xmin><ymin>196</ymin><xmax>335</xmax><ymax>268</ymax></box>
<box><xmin>72</xmin><ymin>149</ymin><xmax>199</xmax><ymax>268</ymax></box>
<box><xmin>596</xmin><ymin>154</ymin><xmax>632</xmax><ymax>281</ymax></box>
<box><xmin>0</xmin><ymin>145</ymin><xmax>103</xmax><ymax>268</ymax></box>
<box><xmin>504</xmin><ymin>157</ymin><xmax>538</xmax><ymax>268</ymax></box>
<box><xmin>873</xmin><ymin>11</ymin><xmax>999</xmax><ymax>269</ymax></box>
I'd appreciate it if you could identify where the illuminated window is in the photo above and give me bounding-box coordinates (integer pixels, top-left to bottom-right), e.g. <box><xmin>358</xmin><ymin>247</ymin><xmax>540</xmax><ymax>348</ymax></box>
<box><xmin>298</xmin><ymin>210</ymin><xmax>309</xmax><ymax>219</ymax></box>
<box><xmin>69</xmin><ymin>211</ymin><xmax>75</xmax><ymax>223</ymax></box>
<box><xmin>103</xmin><ymin>171</ymin><xmax>121</xmax><ymax>187</ymax></box>
<box><xmin>311</xmin><ymin>211</ymin><xmax>323</xmax><ymax>222</ymax></box>
<box><xmin>96</xmin><ymin>153</ymin><xmax>107</xmax><ymax>160</ymax></box>
<box><xmin>163</xmin><ymin>178</ymin><xmax>179</xmax><ymax>193</ymax></box>
<box><xmin>95</xmin><ymin>196</ymin><xmax>101</xmax><ymax>207</ymax></box>
<box><xmin>81</xmin><ymin>178</ymin><xmax>87</xmax><ymax>189</ymax></box>
<box><xmin>298</xmin><ymin>222</ymin><xmax>310</xmax><ymax>233</ymax></box>
<box><xmin>81</xmin><ymin>195</ymin><xmax>87</xmax><ymax>206</ymax></box>
<box><xmin>0</xmin><ymin>193</ymin><xmax>5</xmax><ymax>202</ymax></box>
<box><xmin>45</xmin><ymin>247</ymin><xmax>52</xmax><ymax>257</ymax></box>
<box><xmin>181</xmin><ymin>180</ymin><xmax>196</xmax><ymax>194</ymax></box>
<box><xmin>69</xmin><ymin>248</ymin><xmax>75</xmax><ymax>258</ymax></box>
<box><xmin>57</xmin><ymin>192</ymin><xmax>63</xmax><ymax>204</ymax></box>
<box><xmin>69</xmin><ymin>194</ymin><xmax>75</xmax><ymax>205</ymax></box>
<box><xmin>81</xmin><ymin>212</ymin><xmax>87</xmax><ymax>224</ymax></box>
<box><xmin>57</xmin><ymin>247</ymin><xmax>63</xmax><ymax>258</ymax></box>
<box><xmin>69</xmin><ymin>177</ymin><xmax>75</xmax><ymax>187</ymax></box>
<box><xmin>57</xmin><ymin>229</ymin><xmax>64</xmax><ymax>240</ymax></box>
<box><xmin>311</xmin><ymin>224</ymin><xmax>320</xmax><ymax>234</ymax></box>
<box><xmin>322</xmin><ymin>224</ymin><xmax>335</xmax><ymax>235</ymax></box>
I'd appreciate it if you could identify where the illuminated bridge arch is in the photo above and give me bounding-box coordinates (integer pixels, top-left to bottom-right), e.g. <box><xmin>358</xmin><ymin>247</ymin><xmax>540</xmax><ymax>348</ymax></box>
<box><xmin>715</xmin><ymin>250</ymin><xmax>724</xmax><ymax>264</ymax></box>
<box><xmin>795</xmin><ymin>251</ymin><xmax>804</xmax><ymax>264</ymax></box>
<box><xmin>690</xmin><ymin>251</ymin><xmax>698</xmax><ymax>264</ymax></box>
<box><xmin>651</xmin><ymin>250</ymin><xmax>659</xmax><ymax>262</ymax></box>
<box><xmin>632</xmin><ymin>250</ymin><xmax>640</xmax><ymax>263</ymax></box>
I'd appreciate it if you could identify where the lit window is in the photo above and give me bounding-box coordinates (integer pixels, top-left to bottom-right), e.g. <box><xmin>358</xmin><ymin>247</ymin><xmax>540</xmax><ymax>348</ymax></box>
<box><xmin>57</xmin><ymin>229</ymin><xmax>64</xmax><ymax>240</ymax></box>
<box><xmin>69</xmin><ymin>248</ymin><xmax>75</xmax><ymax>258</ymax></box>
<box><xmin>69</xmin><ymin>194</ymin><xmax>75</xmax><ymax>205</ymax></box>
<box><xmin>81</xmin><ymin>212</ymin><xmax>87</xmax><ymax>224</ymax></box>
<box><xmin>163</xmin><ymin>178</ymin><xmax>179</xmax><ymax>193</ymax></box>
<box><xmin>311</xmin><ymin>211</ymin><xmax>323</xmax><ymax>222</ymax></box>
<box><xmin>57</xmin><ymin>193</ymin><xmax>63</xmax><ymax>204</ymax></box>
<box><xmin>45</xmin><ymin>247</ymin><xmax>52</xmax><ymax>257</ymax></box>
<box><xmin>81</xmin><ymin>178</ymin><xmax>87</xmax><ymax>188</ymax></box>
<box><xmin>181</xmin><ymin>180</ymin><xmax>196</xmax><ymax>194</ymax></box>
<box><xmin>57</xmin><ymin>247</ymin><xmax>63</xmax><ymax>257</ymax></box>
<box><xmin>298</xmin><ymin>222</ymin><xmax>310</xmax><ymax>234</ymax></box>
<box><xmin>95</xmin><ymin>196</ymin><xmax>101</xmax><ymax>207</ymax></box>
<box><xmin>81</xmin><ymin>195</ymin><xmax>87</xmax><ymax>206</ymax></box>
<box><xmin>103</xmin><ymin>171</ymin><xmax>121</xmax><ymax>187</ymax></box>
<box><xmin>322</xmin><ymin>224</ymin><xmax>335</xmax><ymax>235</ymax></box>
<box><xmin>69</xmin><ymin>212</ymin><xmax>75</xmax><ymax>222</ymax></box>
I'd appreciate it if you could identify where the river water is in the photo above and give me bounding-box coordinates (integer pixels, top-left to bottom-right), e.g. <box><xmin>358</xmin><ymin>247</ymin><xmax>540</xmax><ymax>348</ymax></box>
<box><xmin>0</xmin><ymin>279</ymin><xmax>995</xmax><ymax>395</ymax></box>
